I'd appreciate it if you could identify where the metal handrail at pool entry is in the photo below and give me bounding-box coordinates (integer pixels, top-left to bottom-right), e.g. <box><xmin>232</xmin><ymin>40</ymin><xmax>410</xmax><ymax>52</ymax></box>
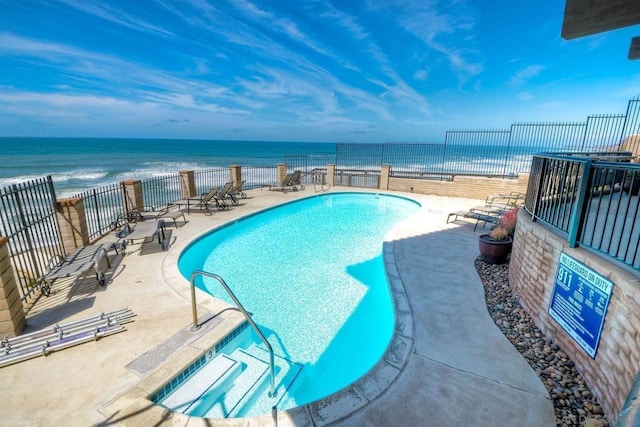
<box><xmin>189</xmin><ymin>270</ymin><xmax>277</xmax><ymax>399</ymax></box>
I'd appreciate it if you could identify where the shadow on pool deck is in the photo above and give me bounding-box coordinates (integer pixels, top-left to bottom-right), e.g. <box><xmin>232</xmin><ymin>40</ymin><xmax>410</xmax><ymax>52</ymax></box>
<box><xmin>0</xmin><ymin>188</ymin><xmax>555</xmax><ymax>426</ymax></box>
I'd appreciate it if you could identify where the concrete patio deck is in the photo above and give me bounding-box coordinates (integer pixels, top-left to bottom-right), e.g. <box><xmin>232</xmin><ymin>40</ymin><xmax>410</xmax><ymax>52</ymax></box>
<box><xmin>0</xmin><ymin>188</ymin><xmax>555</xmax><ymax>426</ymax></box>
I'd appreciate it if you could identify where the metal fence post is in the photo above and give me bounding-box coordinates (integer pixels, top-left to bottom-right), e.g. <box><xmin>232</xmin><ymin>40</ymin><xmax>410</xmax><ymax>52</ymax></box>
<box><xmin>567</xmin><ymin>159</ymin><xmax>591</xmax><ymax>247</ymax></box>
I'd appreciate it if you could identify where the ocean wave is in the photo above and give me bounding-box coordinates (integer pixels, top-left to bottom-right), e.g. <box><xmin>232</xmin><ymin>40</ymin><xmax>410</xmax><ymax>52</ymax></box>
<box><xmin>110</xmin><ymin>162</ymin><xmax>211</xmax><ymax>181</ymax></box>
<box><xmin>0</xmin><ymin>175</ymin><xmax>49</xmax><ymax>188</ymax></box>
<box><xmin>52</xmin><ymin>170</ymin><xmax>109</xmax><ymax>182</ymax></box>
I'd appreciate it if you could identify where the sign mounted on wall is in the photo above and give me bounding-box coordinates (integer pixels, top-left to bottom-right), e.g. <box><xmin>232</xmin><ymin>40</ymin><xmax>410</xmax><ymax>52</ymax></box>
<box><xmin>549</xmin><ymin>252</ymin><xmax>614</xmax><ymax>359</ymax></box>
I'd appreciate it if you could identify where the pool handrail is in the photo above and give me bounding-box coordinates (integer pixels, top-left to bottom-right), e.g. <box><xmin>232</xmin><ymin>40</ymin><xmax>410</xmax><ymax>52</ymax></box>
<box><xmin>189</xmin><ymin>270</ymin><xmax>277</xmax><ymax>398</ymax></box>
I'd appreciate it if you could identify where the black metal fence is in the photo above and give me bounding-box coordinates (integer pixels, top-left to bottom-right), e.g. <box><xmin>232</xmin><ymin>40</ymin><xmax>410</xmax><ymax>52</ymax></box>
<box><xmin>192</xmin><ymin>168</ymin><xmax>228</xmax><ymax>196</ymax></box>
<box><xmin>242</xmin><ymin>166</ymin><xmax>278</xmax><ymax>189</ymax></box>
<box><xmin>75</xmin><ymin>183</ymin><xmax>123</xmax><ymax>241</ymax></box>
<box><xmin>284</xmin><ymin>155</ymin><xmax>336</xmax><ymax>186</ymax></box>
<box><xmin>326</xmin><ymin>98</ymin><xmax>640</xmax><ymax>188</ymax></box>
<box><xmin>140</xmin><ymin>174</ymin><xmax>182</xmax><ymax>210</ymax></box>
<box><xmin>524</xmin><ymin>152</ymin><xmax>640</xmax><ymax>273</ymax></box>
<box><xmin>4</xmin><ymin>96</ymin><xmax>640</xmax><ymax>300</ymax></box>
<box><xmin>0</xmin><ymin>177</ymin><xmax>63</xmax><ymax>301</ymax></box>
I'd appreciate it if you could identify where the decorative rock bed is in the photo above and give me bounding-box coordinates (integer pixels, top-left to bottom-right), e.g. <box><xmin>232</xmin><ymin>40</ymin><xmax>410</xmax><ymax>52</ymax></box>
<box><xmin>475</xmin><ymin>258</ymin><xmax>610</xmax><ymax>427</ymax></box>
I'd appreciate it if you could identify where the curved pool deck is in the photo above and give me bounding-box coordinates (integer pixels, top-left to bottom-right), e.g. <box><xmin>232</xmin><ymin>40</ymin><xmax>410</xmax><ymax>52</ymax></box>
<box><xmin>0</xmin><ymin>188</ymin><xmax>555</xmax><ymax>426</ymax></box>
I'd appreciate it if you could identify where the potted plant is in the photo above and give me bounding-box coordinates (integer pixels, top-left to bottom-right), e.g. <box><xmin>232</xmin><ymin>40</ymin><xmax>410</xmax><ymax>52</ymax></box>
<box><xmin>478</xmin><ymin>207</ymin><xmax>519</xmax><ymax>264</ymax></box>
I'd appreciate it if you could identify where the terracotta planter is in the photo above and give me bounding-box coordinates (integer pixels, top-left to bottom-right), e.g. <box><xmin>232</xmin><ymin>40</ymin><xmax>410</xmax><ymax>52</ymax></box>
<box><xmin>478</xmin><ymin>234</ymin><xmax>513</xmax><ymax>264</ymax></box>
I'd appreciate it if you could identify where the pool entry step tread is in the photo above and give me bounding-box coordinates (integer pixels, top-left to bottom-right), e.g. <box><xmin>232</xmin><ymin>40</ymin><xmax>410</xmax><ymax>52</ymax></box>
<box><xmin>200</xmin><ymin>346</ymin><xmax>270</xmax><ymax>418</ymax></box>
<box><xmin>161</xmin><ymin>343</ymin><xmax>304</xmax><ymax>419</ymax></box>
<box><xmin>161</xmin><ymin>353</ymin><xmax>240</xmax><ymax>413</ymax></box>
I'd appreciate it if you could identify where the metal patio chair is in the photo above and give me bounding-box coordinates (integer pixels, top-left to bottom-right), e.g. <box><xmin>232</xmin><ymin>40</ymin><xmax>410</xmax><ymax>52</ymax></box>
<box><xmin>38</xmin><ymin>242</ymin><xmax>119</xmax><ymax>296</ymax></box>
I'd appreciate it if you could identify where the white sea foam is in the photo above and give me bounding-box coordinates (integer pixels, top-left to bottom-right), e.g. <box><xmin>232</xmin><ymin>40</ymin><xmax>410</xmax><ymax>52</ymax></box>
<box><xmin>52</xmin><ymin>170</ymin><xmax>109</xmax><ymax>182</ymax></box>
<box><xmin>0</xmin><ymin>175</ymin><xmax>47</xmax><ymax>188</ymax></box>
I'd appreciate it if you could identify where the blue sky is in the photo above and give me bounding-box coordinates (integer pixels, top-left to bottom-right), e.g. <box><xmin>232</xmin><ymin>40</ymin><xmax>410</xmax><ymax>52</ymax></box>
<box><xmin>1</xmin><ymin>0</ymin><xmax>639</xmax><ymax>142</ymax></box>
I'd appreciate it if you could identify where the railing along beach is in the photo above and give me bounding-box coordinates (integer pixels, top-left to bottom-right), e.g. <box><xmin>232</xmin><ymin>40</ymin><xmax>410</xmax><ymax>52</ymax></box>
<box><xmin>524</xmin><ymin>151</ymin><xmax>640</xmax><ymax>272</ymax></box>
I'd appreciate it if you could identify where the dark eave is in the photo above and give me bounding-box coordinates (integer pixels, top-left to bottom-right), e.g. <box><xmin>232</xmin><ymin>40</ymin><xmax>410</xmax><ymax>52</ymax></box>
<box><xmin>562</xmin><ymin>0</ymin><xmax>640</xmax><ymax>59</ymax></box>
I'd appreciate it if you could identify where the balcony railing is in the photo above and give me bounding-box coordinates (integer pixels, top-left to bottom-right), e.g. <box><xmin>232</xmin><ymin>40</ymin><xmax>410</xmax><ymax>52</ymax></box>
<box><xmin>525</xmin><ymin>152</ymin><xmax>640</xmax><ymax>273</ymax></box>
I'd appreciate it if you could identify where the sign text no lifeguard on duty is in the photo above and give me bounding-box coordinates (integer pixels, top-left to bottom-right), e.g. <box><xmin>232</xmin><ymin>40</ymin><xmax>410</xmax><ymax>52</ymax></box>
<box><xmin>548</xmin><ymin>252</ymin><xmax>614</xmax><ymax>359</ymax></box>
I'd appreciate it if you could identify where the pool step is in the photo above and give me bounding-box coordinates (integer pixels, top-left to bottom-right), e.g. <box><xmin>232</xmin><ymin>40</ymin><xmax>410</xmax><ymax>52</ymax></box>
<box><xmin>226</xmin><ymin>344</ymin><xmax>304</xmax><ymax>418</ymax></box>
<box><xmin>161</xmin><ymin>353</ymin><xmax>242</xmax><ymax>414</ymax></box>
<box><xmin>159</xmin><ymin>343</ymin><xmax>304</xmax><ymax>419</ymax></box>
<box><xmin>201</xmin><ymin>346</ymin><xmax>271</xmax><ymax>418</ymax></box>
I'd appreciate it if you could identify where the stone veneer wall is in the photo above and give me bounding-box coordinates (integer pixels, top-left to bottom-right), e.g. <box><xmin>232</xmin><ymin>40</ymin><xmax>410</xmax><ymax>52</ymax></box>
<box><xmin>509</xmin><ymin>209</ymin><xmax>640</xmax><ymax>423</ymax></box>
<box><xmin>386</xmin><ymin>173</ymin><xmax>529</xmax><ymax>200</ymax></box>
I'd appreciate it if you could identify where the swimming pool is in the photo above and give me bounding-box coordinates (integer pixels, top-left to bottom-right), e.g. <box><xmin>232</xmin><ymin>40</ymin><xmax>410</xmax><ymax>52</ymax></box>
<box><xmin>171</xmin><ymin>192</ymin><xmax>420</xmax><ymax>417</ymax></box>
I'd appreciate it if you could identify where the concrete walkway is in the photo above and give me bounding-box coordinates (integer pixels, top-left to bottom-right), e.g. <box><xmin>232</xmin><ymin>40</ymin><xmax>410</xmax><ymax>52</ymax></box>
<box><xmin>0</xmin><ymin>188</ymin><xmax>555</xmax><ymax>426</ymax></box>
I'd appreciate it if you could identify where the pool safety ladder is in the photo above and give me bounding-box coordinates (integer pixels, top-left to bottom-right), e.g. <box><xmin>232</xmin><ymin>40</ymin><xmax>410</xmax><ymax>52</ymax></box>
<box><xmin>312</xmin><ymin>170</ymin><xmax>329</xmax><ymax>193</ymax></box>
<box><xmin>0</xmin><ymin>308</ymin><xmax>135</xmax><ymax>368</ymax></box>
<box><xmin>189</xmin><ymin>271</ymin><xmax>276</xmax><ymax>399</ymax></box>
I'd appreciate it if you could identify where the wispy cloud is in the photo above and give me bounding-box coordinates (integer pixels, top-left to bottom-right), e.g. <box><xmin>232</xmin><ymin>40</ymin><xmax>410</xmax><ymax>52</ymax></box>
<box><xmin>508</xmin><ymin>65</ymin><xmax>544</xmax><ymax>87</ymax></box>
<box><xmin>518</xmin><ymin>92</ymin><xmax>534</xmax><ymax>101</ymax></box>
<box><xmin>56</xmin><ymin>0</ymin><xmax>175</xmax><ymax>37</ymax></box>
<box><xmin>390</xmin><ymin>1</ymin><xmax>484</xmax><ymax>85</ymax></box>
<box><xmin>0</xmin><ymin>0</ymin><xmax>632</xmax><ymax>140</ymax></box>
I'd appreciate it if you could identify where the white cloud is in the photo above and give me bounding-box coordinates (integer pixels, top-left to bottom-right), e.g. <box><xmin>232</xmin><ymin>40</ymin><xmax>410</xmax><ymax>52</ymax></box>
<box><xmin>518</xmin><ymin>92</ymin><xmax>534</xmax><ymax>101</ymax></box>
<box><xmin>56</xmin><ymin>0</ymin><xmax>175</xmax><ymax>37</ymax></box>
<box><xmin>508</xmin><ymin>65</ymin><xmax>544</xmax><ymax>87</ymax></box>
<box><xmin>413</xmin><ymin>69</ymin><xmax>429</xmax><ymax>81</ymax></box>
<box><xmin>392</xmin><ymin>1</ymin><xmax>484</xmax><ymax>84</ymax></box>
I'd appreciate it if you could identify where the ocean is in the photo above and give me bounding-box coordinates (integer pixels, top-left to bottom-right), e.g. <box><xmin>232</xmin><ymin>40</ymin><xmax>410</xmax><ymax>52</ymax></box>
<box><xmin>0</xmin><ymin>137</ymin><xmax>337</xmax><ymax>197</ymax></box>
<box><xmin>0</xmin><ymin>137</ymin><xmax>549</xmax><ymax>198</ymax></box>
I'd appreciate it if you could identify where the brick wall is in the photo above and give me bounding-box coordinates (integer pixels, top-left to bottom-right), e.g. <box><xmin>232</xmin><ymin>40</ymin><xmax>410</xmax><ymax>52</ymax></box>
<box><xmin>509</xmin><ymin>209</ymin><xmax>640</xmax><ymax>422</ymax></box>
<box><xmin>386</xmin><ymin>174</ymin><xmax>529</xmax><ymax>200</ymax></box>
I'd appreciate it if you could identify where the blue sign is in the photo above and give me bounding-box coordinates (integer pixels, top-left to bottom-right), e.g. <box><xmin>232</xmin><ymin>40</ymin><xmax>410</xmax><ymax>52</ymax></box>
<box><xmin>549</xmin><ymin>252</ymin><xmax>614</xmax><ymax>359</ymax></box>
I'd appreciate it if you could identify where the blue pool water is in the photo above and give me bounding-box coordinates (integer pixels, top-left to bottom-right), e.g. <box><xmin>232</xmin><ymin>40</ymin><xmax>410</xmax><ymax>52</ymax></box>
<box><xmin>175</xmin><ymin>192</ymin><xmax>420</xmax><ymax>416</ymax></box>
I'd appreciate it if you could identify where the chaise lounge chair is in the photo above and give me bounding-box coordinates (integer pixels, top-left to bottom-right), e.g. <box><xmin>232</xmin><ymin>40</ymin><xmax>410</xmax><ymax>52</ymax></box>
<box><xmin>116</xmin><ymin>219</ymin><xmax>167</xmax><ymax>249</ymax></box>
<box><xmin>485</xmin><ymin>192</ymin><xmax>525</xmax><ymax>206</ymax></box>
<box><xmin>269</xmin><ymin>173</ymin><xmax>295</xmax><ymax>193</ymax></box>
<box><xmin>230</xmin><ymin>180</ymin><xmax>247</xmax><ymax>199</ymax></box>
<box><xmin>446</xmin><ymin>210</ymin><xmax>499</xmax><ymax>231</ymax></box>
<box><xmin>217</xmin><ymin>182</ymin><xmax>238</xmax><ymax>206</ymax></box>
<box><xmin>289</xmin><ymin>170</ymin><xmax>305</xmax><ymax>191</ymax></box>
<box><xmin>38</xmin><ymin>242</ymin><xmax>119</xmax><ymax>296</ymax></box>
<box><xmin>128</xmin><ymin>206</ymin><xmax>186</xmax><ymax>227</ymax></box>
<box><xmin>171</xmin><ymin>188</ymin><xmax>226</xmax><ymax>214</ymax></box>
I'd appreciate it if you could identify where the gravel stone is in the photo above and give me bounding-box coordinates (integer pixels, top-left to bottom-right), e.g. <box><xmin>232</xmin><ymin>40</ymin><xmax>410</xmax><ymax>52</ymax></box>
<box><xmin>475</xmin><ymin>257</ymin><xmax>610</xmax><ymax>427</ymax></box>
